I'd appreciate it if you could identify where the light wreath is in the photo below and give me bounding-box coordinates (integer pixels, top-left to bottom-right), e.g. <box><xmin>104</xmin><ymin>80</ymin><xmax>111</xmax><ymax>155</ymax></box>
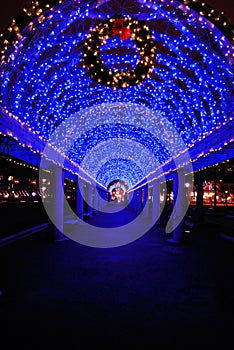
<box><xmin>83</xmin><ymin>17</ymin><xmax>157</xmax><ymax>89</ymax></box>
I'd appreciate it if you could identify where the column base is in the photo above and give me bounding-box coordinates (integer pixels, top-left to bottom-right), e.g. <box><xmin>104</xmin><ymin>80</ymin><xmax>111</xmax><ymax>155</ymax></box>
<box><xmin>55</xmin><ymin>236</ymin><xmax>69</xmax><ymax>242</ymax></box>
<box><xmin>53</xmin><ymin>227</ymin><xmax>68</xmax><ymax>242</ymax></box>
<box><xmin>167</xmin><ymin>238</ymin><xmax>181</xmax><ymax>244</ymax></box>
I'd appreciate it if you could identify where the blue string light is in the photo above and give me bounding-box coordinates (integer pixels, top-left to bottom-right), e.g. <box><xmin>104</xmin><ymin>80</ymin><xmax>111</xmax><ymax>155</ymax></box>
<box><xmin>0</xmin><ymin>0</ymin><xmax>233</xmax><ymax>188</ymax></box>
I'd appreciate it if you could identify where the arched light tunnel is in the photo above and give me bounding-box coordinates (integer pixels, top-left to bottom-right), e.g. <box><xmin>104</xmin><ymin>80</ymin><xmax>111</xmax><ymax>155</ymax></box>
<box><xmin>0</xmin><ymin>0</ymin><xmax>233</xmax><ymax>246</ymax></box>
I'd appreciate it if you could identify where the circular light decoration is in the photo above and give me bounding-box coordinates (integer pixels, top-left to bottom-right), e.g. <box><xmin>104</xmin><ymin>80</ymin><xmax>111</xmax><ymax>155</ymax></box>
<box><xmin>83</xmin><ymin>16</ymin><xmax>157</xmax><ymax>89</ymax></box>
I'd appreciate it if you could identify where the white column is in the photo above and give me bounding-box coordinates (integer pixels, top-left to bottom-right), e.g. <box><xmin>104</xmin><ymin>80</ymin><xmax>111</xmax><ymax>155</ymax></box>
<box><xmin>170</xmin><ymin>170</ymin><xmax>186</xmax><ymax>243</ymax></box>
<box><xmin>152</xmin><ymin>180</ymin><xmax>160</xmax><ymax>226</ymax></box>
<box><xmin>134</xmin><ymin>190</ymin><xmax>138</xmax><ymax>212</ymax></box>
<box><xmin>76</xmin><ymin>178</ymin><xmax>84</xmax><ymax>221</ymax></box>
<box><xmin>97</xmin><ymin>188</ymin><xmax>102</xmax><ymax>210</ymax></box>
<box><xmin>137</xmin><ymin>189</ymin><xmax>142</xmax><ymax>214</ymax></box>
<box><xmin>93</xmin><ymin>185</ymin><xmax>99</xmax><ymax>213</ymax></box>
<box><xmin>142</xmin><ymin>186</ymin><xmax>149</xmax><ymax>218</ymax></box>
<box><xmin>195</xmin><ymin>170</ymin><xmax>204</xmax><ymax>222</ymax></box>
<box><xmin>98</xmin><ymin>189</ymin><xmax>106</xmax><ymax>210</ymax></box>
<box><xmin>128</xmin><ymin>191</ymin><xmax>134</xmax><ymax>210</ymax></box>
<box><xmin>51</xmin><ymin>165</ymin><xmax>64</xmax><ymax>241</ymax></box>
<box><xmin>133</xmin><ymin>190</ymin><xmax>136</xmax><ymax>211</ymax></box>
<box><xmin>98</xmin><ymin>188</ymin><xmax>103</xmax><ymax>211</ymax></box>
<box><xmin>125</xmin><ymin>191</ymin><xmax>129</xmax><ymax>205</ymax></box>
<box><xmin>87</xmin><ymin>184</ymin><xmax>93</xmax><ymax>216</ymax></box>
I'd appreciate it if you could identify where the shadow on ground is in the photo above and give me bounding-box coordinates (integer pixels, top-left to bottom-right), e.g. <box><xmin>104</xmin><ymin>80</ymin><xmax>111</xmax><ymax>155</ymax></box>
<box><xmin>0</xmin><ymin>207</ymin><xmax>234</xmax><ymax>349</ymax></box>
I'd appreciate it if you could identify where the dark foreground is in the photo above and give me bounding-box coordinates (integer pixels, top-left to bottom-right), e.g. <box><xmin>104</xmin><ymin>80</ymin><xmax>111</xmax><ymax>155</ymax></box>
<box><xmin>0</xmin><ymin>204</ymin><xmax>234</xmax><ymax>349</ymax></box>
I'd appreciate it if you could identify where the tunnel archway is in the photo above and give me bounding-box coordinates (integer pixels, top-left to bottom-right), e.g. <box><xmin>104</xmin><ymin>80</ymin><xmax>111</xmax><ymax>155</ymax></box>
<box><xmin>0</xmin><ymin>0</ymin><xmax>233</xmax><ymax>190</ymax></box>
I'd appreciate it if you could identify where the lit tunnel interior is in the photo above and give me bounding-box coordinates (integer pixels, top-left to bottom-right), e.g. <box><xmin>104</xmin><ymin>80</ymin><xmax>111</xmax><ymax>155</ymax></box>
<box><xmin>0</xmin><ymin>0</ymin><xmax>233</xmax><ymax>191</ymax></box>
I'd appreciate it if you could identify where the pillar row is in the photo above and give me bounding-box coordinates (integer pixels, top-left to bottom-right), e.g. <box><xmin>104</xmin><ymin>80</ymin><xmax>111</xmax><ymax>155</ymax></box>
<box><xmin>51</xmin><ymin>165</ymin><xmax>65</xmax><ymax>241</ymax></box>
<box><xmin>170</xmin><ymin>170</ymin><xmax>186</xmax><ymax>243</ymax></box>
<box><xmin>76</xmin><ymin>178</ymin><xmax>84</xmax><ymax>221</ymax></box>
<box><xmin>152</xmin><ymin>180</ymin><xmax>160</xmax><ymax>226</ymax></box>
<box><xmin>142</xmin><ymin>186</ymin><xmax>149</xmax><ymax>218</ymax></box>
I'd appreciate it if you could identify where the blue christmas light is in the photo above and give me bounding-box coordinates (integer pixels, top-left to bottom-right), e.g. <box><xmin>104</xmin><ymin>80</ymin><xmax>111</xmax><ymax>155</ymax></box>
<box><xmin>0</xmin><ymin>0</ymin><xmax>233</xmax><ymax>188</ymax></box>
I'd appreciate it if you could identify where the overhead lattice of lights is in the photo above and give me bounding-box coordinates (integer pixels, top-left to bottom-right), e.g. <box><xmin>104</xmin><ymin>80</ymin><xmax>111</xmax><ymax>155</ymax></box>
<box><xmin>0</xmin><ymin>0</ymin><xmax>233</xmax><ymax>188</ymax></box>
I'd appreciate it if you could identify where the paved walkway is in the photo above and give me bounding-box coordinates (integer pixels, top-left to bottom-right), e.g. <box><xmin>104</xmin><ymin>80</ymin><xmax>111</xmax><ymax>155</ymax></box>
<box><xmin>0</xmin><ymin>205</ymin><xmax>234</xmax><ymax>348</ymax></box>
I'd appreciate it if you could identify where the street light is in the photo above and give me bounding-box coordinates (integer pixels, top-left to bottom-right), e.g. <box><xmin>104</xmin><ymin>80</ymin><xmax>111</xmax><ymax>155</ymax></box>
<box><xmin>224</xmin><ymin>190</ymin><xmax>228</xmax><ymax>207</ymax></box>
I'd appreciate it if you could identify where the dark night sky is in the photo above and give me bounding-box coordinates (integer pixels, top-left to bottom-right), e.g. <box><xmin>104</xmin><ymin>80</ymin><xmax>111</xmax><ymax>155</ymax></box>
<box><xmin>0</xmin><ymin>0</ymin><xmax>233</xmax><ymax>32</ymax></box>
